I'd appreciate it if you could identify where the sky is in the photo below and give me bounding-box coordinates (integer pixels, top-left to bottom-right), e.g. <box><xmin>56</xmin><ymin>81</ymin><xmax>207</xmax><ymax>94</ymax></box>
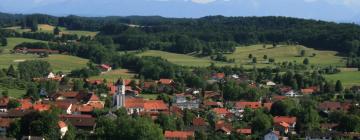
<box><xmin>0</xmin><ymin>0</ymin><xmax>359</xmax><ymax>22</ymax></box>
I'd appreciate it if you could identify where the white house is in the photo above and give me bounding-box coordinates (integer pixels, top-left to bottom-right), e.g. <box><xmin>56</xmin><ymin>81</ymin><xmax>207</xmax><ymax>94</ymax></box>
<box><xmin>58</xmin><ymin>121</ymin><xmax>68</xmax><ymax>139</ymax></box>
<box><xmin>283</xmin><ymin>90</ymin><xmax>300</xmax><ymax>97</ymax></box>
<box><xmin>266</xmin><ymin>81</ymin><xmax>276</xmax><ymax>86</ymax></box>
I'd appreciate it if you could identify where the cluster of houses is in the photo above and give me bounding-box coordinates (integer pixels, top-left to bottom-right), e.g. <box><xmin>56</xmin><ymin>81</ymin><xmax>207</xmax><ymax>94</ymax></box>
<box><xmin>0</xmin><ymin>71</ymin><xmax>358</xmax><ymax>139</ymax></box>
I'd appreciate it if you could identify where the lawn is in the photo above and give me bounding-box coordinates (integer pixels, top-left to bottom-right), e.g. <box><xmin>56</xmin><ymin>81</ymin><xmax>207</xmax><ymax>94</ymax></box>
<box><xmin>89</xmin><ymin>69</ymin><xmax>136</xmax><ymax>82</ymax></box>
<box><xmin>136</xmin><ymin>45</ymin><xmax>345</xmax><ymax>68</ymax></box>
<box><xmin>226</xmin><ymin>44</ymin><xmax>345</xmax><ymax>67</ymax></box>
<box><xmin>0</xmin><ymin>85</ymin><xmax>26</xmax><ymax>98</ymax></box>
<box><xmin>137</xmin><ymin>50</ymin><xmax>229</xmax><ymax>67</ymax></box>
<box><xmin>0</xmin><ymin>54</ymin><xmax>88</xmax><ymax>73</ymax></box>
<box><xmin>3</xmin><ymin>24</ymin><xmax>98</xmax><ymax>37</ymax></box>
<box><xmin>140</xmin><ymin>94</ymin><xmax>159</xmax><ymax>100</ymax></box>
<box><xmin>324</xmin><ymin>71</ymin><xmax>360</xmax><ymax>87</ymax></box>
<box><xmin>2</xmin><ymin>37</ymin><xmax>46</xmax><ymax>53</ymax></box>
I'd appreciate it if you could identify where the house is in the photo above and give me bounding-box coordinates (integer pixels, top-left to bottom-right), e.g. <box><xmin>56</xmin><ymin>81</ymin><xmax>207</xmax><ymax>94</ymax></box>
<box><xmin>273</xmin><ymin>116</ymin><xmax>297</xmax><ymax>134</ymax></box>
<box><xmin>204</xmin><ymin>101</ymin><xmax>223</xmax><ymax>108</ymax></box>
<box><xmin>236</xmin><ymin>128</ymin><xmax>252</xmax><ymax>135</ymax></box>
<box><xmin>157</xmin><ymin>79</ymin><xmax>175</xmax><ymax>92</ymax></box>
<box><xmin>301</xmin><ymin>86</ymin><xmax>317</xmax><ymax>95</ymax></box>
<box><xmin>283</xmin><ymin>90</ymin><xmax>300</xmax><ymax>97</ymax></box>
<box><xmin>164</xmin><ymin>131</ymin><xmax>194</xmax><ymax>140</ymax></box>
<box><xmin>215</xmin><ymin>120</ymin><xmax>232</xmax><ymax>135</ymax></box>
<box><xmin>32</xmin><ymin>103</ymin><xmax>51</xmax><ymax>112</ymax></box>
<box><xmin>124</xmin><ymin>98</ymin><xmax>168</xmax><ymax>115</ymax></box>
<box><xmin>212</xmin><ymin>73</ymin><xmax>225</xmax><ymax>80</ymax></box>
<box><xmin>0</xmin><ymin>118</ymin><xmax>12</xmax><ymax>135</ymax></box>
<box><xmin>263</xmin><ymin>102</ymin><xmax>273</xmax><ymax>111</ymax></box>
<box><xmin>234</xmin><ymin>101</ymin><xmax>261</xmax><ymax>117</ymax></box>
<box><xmin>173</xmin><ymin>94</ymin><xmax>200</xmax><ymax>110</ymax></box>
<box><xmin>203</xmin><ymin>91</ymin><xmax>221</xmax><ymax>100</ymax></box>
<box><xmin>212</xmin><ymin>108</ymin><xmax>230</xmax><ymax>118</ymax></box>
<box><xmin>192</xmin><ymin>117</ymin><xmax>207</xmax><ymax>130</ymax></box>
<box><xmin>158</xmin><ymin>79</ymin><xmax>174</xmax><ymax>85</ymax></box>
<box><xmin>265</xmin><ymin>81</ymin><xmax>276</xmax><ymax>86</ymax></box>
<box><xmin>55</xmin><ymin>101</ymin><xmax>73</xmax><ymax>114</ymax></box>
<box><xmin>264</xmin><ymin>131</ymin><xmax>280</xmax><ymax>140</ymax></box>
<box><xmin>0</xmin><ymin>97</ymin><xmax>9</xmax><ymax>112</ymax></box>
<box><xmin>60</xmin><ymin>114</ymin><xmax>96</xmax><ymax>132</ymax></box>
<box><xmin>318</xmin><ymin>101</ymin><xmax>351</xmax><ymax>113</ymax></box>
<box><xmin>16</xmin><ymin>99</ymin><xmax>33</xmax><ymax>110</ymax></box>
<box><xmin>58</xmin><ymin>121</ymin><xmax>68</xmax><ymax>139</ymax></box>
<box><xmin>305</xmin><ymin>131</ymin><xmax>335</xmax><ymax>140</ymax></box>
<box><xmin>99</xmin><ymin>64</ymin><xmax>112</xmax><ymax>72</ymax></box>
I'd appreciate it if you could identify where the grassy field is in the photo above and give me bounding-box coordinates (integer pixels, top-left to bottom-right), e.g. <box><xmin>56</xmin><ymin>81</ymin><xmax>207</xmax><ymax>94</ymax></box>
<box><xmin>0</xmin><ymin>54</ymin><xmax>88</xmax><ymax>72</ymax></box>
<box><xmin>137</xmin><ymin>50</ymin><xmax>229</xmax><ymax>67</ymax></box>
<box><xmin>0</xmin><ymin>37</ymin><xmax>89</xmax><ymax>72</ymax></box>
<box><xmin>3</xmin><ymin>24</ymin><xmax>98</xmax><ymax>37</ymax></box>
<box><xmin>136</xmin><ymin>45</ymin><xmax>345</xmax><ymax>68</ymax></box>
<box><xmin>89</xmin><ymin>69</ymin><xmax>136</xmax><ymax>82</ymax></box>
<box><xmin>2</xmin><ymin>37</ymin><xmax>46</xmax><ymax>53</ymax></box>
<box><xmin>140</xmin><ymin>94</ymin><xmax>159</xmax><ymax>100</ymax></box>
<box><xmin>324</xmin><ymin>71</ymin><xmax>360</xmax><ymax>87</ymax></box>
<box><xmin>0</xmin><ymin>85</ymin><xmax>26</xmax><ymax>98</ymax></box>
<box><xmin>226</xmin><ymin>44</ymin><xmax>345</xmax><ymax>67</ymax></box>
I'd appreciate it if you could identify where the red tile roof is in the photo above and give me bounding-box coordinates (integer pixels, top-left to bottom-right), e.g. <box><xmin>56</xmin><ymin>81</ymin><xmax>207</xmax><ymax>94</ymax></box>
<box><xmin>235</xmin><ymin>101</ymin><xmax>261</xmax><ymax>109</ymax></box>
<box><xmin>125</xmin><ymin>98</ymin><xmax>145</xmax><ymax>108</ymax></box>
<box><xmin>16</xmin><ymin>99</ymin><xmax>32</xmax><ymax>110</ymax></box>
<box><xmin>100</xmin><ymin>64</ymin><xmax>111</xmax><ymax>70</ymax></box>
<box><xmin>318</xmin><ymin>101</ymin><xmax>348</xmax><ymax>111</ymax></box>
<box><xmin>204</xmin><ymin>101</ymin><xmax>223</xmax><ymax>107</ymax></box>
<box><xmin>0</xmin><ymin>118</ymin><xmax>12</xmax><ymax>128</ymax></box>
<box><xmin>236</xmin><ymin>128</ymin><xmax>252</xmax><ymax>135</ymax></box>
<box><xmin>33</xmin><ymin>103</ymin><xmax>51</xmax><ymax>112</ymax></box>
<box><xmin>88</xmin><ymin>94</ymin><xmax>100</xmax><ymax>102</ymax></box>
<box><xmin>164</xmin><ymin>131</ymin><xmax>194</xmax><ymax>140</ymax></box>
<box><xmin>212</xmin><ymin>108</ymin><xmax>230</xmax><ymax>115</ymax></box>
<box><xmin>159</xmin><ymin>79</ymin><xmax>174</xmax><ymax>85</ymax></box>
<box><xmin>301</xmin><ymin>87</ymin><xmax>317</xmax><ymax>95</ymax></box>
<box><xmin>213</xmin><ymin>73</ymin><xmax>225</xmax><ymax>79</ymax></box>
<box><xmin>273</xmin><ymin>116</ymin><xmax>297</xmax><ymax>125</ymax></box>
<box><xmin>215</xmin><ymin>120</ymin><xmax>232</xmax><ymax>133</ymax></box>
<box><xmin>0</xmin><ymin>97</ymin><xmax>9</xmax><ymax>107</ymax></box>
<box><xmin>192</xmin><ymin>117</ymin><xmax>206</xmax><ymax>126</ymax></box>
<box><xmin>144</xmin><ymin>100</ymin><xmax>168</xmax><ymax>111</ymax></box>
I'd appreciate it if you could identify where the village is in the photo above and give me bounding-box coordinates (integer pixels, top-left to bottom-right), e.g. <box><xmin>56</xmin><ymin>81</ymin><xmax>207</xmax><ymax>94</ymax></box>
<box><xmin>0</xmin><ymin>63</ymin><xmax>358</xmax><ymax>140</ymax></box>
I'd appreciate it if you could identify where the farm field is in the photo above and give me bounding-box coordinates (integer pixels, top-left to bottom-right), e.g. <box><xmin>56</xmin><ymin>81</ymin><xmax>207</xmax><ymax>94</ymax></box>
<box><xmin>137</xmin><ymin>45</ymin><xmax>345</xmax><ymax>68</ymax></box>
<box><xmin>0</xmin><ymin>54</ymin><xmax>88</xmax><ymax>72</ymax></box>
<box><xmin>89</xmin><ymin>69</ymin><xmax>136</xmax><ymax>82</ymax></box>
<box><xmin>324</xmin><ymin>71</ymin><xmax>360</xmax><ymax>87</ymax></box>
<box><xmin>3</xmin><ymin>37</ymin><xmax>46</xmax><ymax>53</ymax></box>
<box><xmin>3</xmin><ymin>24</ymin><xmax>98</xmax><ymax>37</ymax></box>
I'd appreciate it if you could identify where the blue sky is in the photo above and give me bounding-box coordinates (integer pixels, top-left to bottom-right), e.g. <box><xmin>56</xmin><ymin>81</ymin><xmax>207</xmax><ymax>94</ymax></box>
<box><xmin>0</xmin><ymin>0</ymin><xmax>359</xmax><ymax>22</ymax></box>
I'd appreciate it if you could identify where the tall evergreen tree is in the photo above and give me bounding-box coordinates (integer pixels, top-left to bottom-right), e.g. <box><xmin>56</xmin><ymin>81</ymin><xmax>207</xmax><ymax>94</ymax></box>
<box><xmin>6</xmin><ymin>65</ymin><xmax>17</xmax><ymax>78</ymax></box>
<box><xmin>335</xmin><ymin>80</ymin><xmax>344</xmax><ymax>92</ymax></box>
<box><xmin>53</xmin><ymin>26</ymin><xmax>60</xmax><ymax>35</ymax></box>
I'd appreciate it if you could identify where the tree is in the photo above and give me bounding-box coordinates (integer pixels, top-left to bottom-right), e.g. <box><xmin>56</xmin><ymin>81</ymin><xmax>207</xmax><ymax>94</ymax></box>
<box><xmin>263</xmin><ymin>55</ymin><xmax>268</xmax><ymax>60</ymax></box>
<box><xmin>269</xmin><ymin>58</ymin><xmax>275</xmax><ymax>63</ymax></box>
<box><xmin>7</xmin><ymin>99</ymin><xmax>20</xmax><ymax>109</ymax></box>
<box><xmin>7</xmin><ymin>120</ymin><xmax>21</xmax><ymax>138</ymax></box>
<box><xmin>300</xmin><ymin>50</ymin><xmax>306</xmax><ymax>57</ymax></box>
<box><xmin>7</xmin><ymin>65</ymin><xmax>17</xmax><ymax>78</ymax></box>
<box><xmin>156</xmin><ymin>113</ymin><xmax>176</xmax><ymax>131</ymax></box>
<box><xmin>18</xmin><ymin>60</ymin><xmax>51</xmax><ymax>81</ymax></box>
<box><xmin>63</xmin><ymin>123</ymin><xmax>76</xmax><ymax>140</ymax></box>
<box><xmin>2</xmin><ymin>90</ymin><xmax>8</xmax><ymax>98</ymax></box>
<box><xmin>252</xmin><ymin>57</ymin><xmax>257</xmax><ymax>64</ymax></box>
<box><xmin>53</xmin><ymin>26</ymin><xmax>60</xmax><ymax>35</ymax></box>
<box><xmin>335</xmin><ymin>80</ymin><xmax>344</xmax><ymax>92</ymax></box>
<box><xmin>303</xmin><ymin>58</ymin><xmax>310</xmax><ymax>65</ymax></box>
<box><xmin>337</xmin><ymin>115</ymin><xmax>360</xmax><ymax>132</ymax></box>
<box><xmin>251</xmin><ymin>111</ymin><xmax>272</xmax><ymax>133</ymax></box>
<box><xmin>1</xmin><ymin>37</ymin><xmax>7</xmax><ymax>46</ymax></box>
<box><xmin>25</xmin><ymin>84</ymin><xmax>39</xmax><ymax>100</ymax></box>
<box><xmin>270</xmin><ymin>99</ymin><xmax>297</xmax><ymax>116</ymax></box>
<box><xmin>20</xmin><ymin>111</ymin><xmax>61</xmax><ymax>139</ymax></box>
<box><xmin>248</xmin><ymin>54</ymin><xmax>253</xmax><ymax>59</ymax></box>
<box><xmin>31</xmin><ymin>20</ymin><xmax>38</xmax><ymax>32</ymax></box>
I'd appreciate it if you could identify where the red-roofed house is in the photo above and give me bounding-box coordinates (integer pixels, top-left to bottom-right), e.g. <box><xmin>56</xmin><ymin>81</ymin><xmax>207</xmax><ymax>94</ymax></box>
<box><xmin>99</xmin><ymin>64</ymin><xmax>112</xmax><ymax>72</ymax></box>
<box><xmin>263</xmin><ymin>103</ymin><xmax>273</xmax><ymax>111</ymax></box>
<box><xmin>318</xmin><ymin>101</ymin><xmax>351</xmax><ymax>113</ymax></box>
<box><xmin>301</xmin><ymin>86</ymin><xmax>317</xmax><ymax>95</ymax></box>
<box><xmin>33</xmin><ymin>103</ymin><xmax>51</xmax><ymax>112</ymax></box>
<box><xmin>237</xmin><ymin>128</ymin><xmax>252</xmax><ymax>135</ymax></box>
<box><xmin>235</xmin><ymin>101</ymin><xmax>261</xmax><ymax>110</ymax></box>
<box><xmin>213</xmin><ymin>73</ymin><xmax>225</xmax><ymax>80</ymax></box>
<box><xmin>0</xmin><ymin>118</ymin><xmax>12</xmax><ymax>135</ymax></box>
<box><xmin>164</xmin><ymin>131</ymin><xmax>194</xmax><ymax>140</ymax></box>
<box><xmin>212</xmin><ymin>108</ymin><xmax>230</xmax><ymax>118</ymax></box>
<box><xmin>16</xmin><ymin>99</ymin><xmax>32</xmax><ymax>110</ymax></box>
<box><xmin>159</xmin><ymin>79</ymin><xmax>174</xmax><ymax>85</ymax></box>
<box><xmin>273</xmin><ymin>116</ymin><xmax>297</xmax><ymax>134</ymax></box>
<box><xmin>0</xmin><ymin>97</ymin><xmax>9</xmax><ymax>112</ymax></box>
<box><xmin>143</xmin><ymin>100</ymin><xmax>168</xmax><ymax>112</ymax></box>
<box><xmin>215</xmin><ymin>121</ymin><xmax>232</xmax><ymax>135</ymax></box>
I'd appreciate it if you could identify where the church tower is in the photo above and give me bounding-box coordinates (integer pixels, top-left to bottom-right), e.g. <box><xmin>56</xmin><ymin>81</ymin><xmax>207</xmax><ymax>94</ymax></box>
<box><xmin>114</xmin><ymin>79</ymin><xmax>126</xmax><ymax>109</ymax></box>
